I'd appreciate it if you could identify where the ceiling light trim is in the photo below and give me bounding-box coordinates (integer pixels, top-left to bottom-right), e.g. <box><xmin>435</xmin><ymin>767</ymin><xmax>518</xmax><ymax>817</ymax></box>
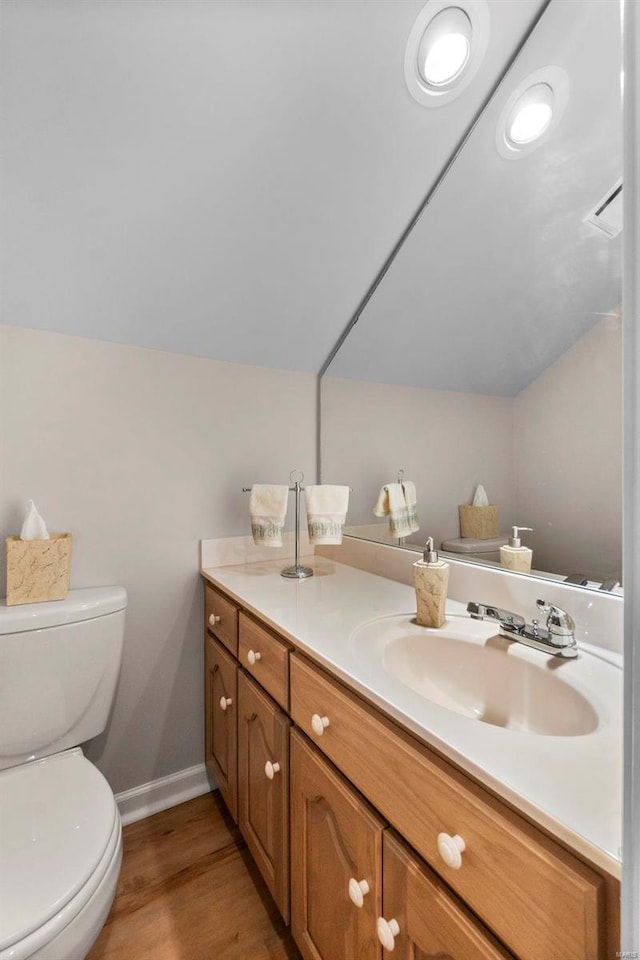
<box><xmin>405</xmin><ymin>0</ymin><xmax>490</xmax><ymax>108</ymax></box>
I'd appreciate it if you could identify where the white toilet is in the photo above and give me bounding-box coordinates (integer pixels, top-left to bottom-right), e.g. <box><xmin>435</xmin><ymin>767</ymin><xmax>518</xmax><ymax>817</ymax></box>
<box><xmin>0</xmin><ymin>587</ymin><xmax>127</xmax><ymax>960</ymax></box>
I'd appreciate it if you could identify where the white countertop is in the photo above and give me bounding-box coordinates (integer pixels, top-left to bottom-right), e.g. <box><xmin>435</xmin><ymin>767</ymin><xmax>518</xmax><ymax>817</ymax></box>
<box><xmin>202</xmin><ymin>556</ymin><xmax>622</xmax><ymax>878</ymax></box>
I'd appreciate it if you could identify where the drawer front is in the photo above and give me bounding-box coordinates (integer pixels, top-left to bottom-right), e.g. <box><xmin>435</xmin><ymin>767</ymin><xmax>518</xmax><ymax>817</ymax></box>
<box><xmin>290</xmin><ymin>653</ymin><xmax>604</xmax><ymax>960</ymax></box>
<box><xmin>383</xmin><ymin>832</ymin><xmax>513</xmax><ymax>959</ymax></box>
<box><xmin>205</xmin><ymin>635</ymin><xmax>238</xmax><ymax>821</ymax></box>
<box><xmin>239</xmin><ymin>612</ymin><xmax>289</xmax><ymax>709</ymax></box>
<box><xmin>205</xmin><ymin>582</ymin><xmax>239</xmax><ymax>656</ymax></box>
<box><xmin>238</xmin><ymin>671</ymin><xmax>291</xmax><ymax>922</ymax></box>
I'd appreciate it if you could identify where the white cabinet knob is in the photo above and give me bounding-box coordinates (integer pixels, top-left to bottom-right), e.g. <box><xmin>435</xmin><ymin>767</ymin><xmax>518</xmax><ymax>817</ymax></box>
<box><xmin>219</xmin><ymin>696</ymin><xmax>232</xmax><ymax>712</ymax></box>
<box><xmin>311</xmin><ymin>714</ymin><xmax>330</xmax><ymax>736</ymax></box>
<box><xmin>437</xmin><ymin>832</ymin><xmax>466</xmax><ymax>870</ymax></box>
<box><xmin>247</xmin><ymin>649</ymin><xmax>262</xmax><ymax>666</ymax></box>
<box><xmin>264</xmin><ymin>760</ymin><xmax>281</xmax><ymax>780</ymax></box>
<box><xmin>348</xmin><ymin>878</ymin><xmax>370</xmax><ymax>908</ymax></box>
<box><xmin>376</xmin><ymin>917</ymin><xmax>400</xmax><ymax>952</ymax></box>
<box><xmin>209</xmin><ymin>614</ymin><xmax>221</xmax><ymax>626</ymax></box>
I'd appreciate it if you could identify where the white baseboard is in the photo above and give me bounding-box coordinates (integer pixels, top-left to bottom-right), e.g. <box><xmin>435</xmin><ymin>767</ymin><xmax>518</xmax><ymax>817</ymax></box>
<box><xmin>115</xmin><ymin>763</ymin><xmax>216</xmax><ymax>826</ymax></box>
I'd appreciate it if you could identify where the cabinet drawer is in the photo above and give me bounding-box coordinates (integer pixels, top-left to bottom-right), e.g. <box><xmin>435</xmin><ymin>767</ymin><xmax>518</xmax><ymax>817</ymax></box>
<box><xmin>205</xmin><ymin>635</ymin><xmax>238</xmax><ymax>822</ymax></box>
<box><xmin>205</xmin><ymin>582</ymin><xmax>239</xmax><ymax>656</ymax></box>
<box><xmin>290</xmin><ymin>653</ymin><xmax>604</xmax><ymax>960</ymax></box>
<box><xmin>382</xmin><ymin>832</ymin><xmax>513</xmax><ymax>959</ymax></box>
<box><xmin>239</xmin><ymin>612</ymin><xmax>289</xmax><ymax>709</ymax></box>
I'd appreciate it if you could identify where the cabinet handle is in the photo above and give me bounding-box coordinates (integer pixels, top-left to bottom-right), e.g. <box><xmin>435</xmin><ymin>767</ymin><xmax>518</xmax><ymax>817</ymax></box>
<box><xmin>437</xmin><ymin>832</ymin><xmax>466</xmax><ymax>870</ymax></box>
<box><xmin>219</xmin><ymin>696</ymin><xmax>233</xmax><ymax>712</ymax></box>
<box><xmin>348</xmin><ymin>878</ymin><xmax>370</xmax><ymax>908</ymax></box>
<box><xmin>311</xmin><ymin>714</ymin><xmax>330</xmax><ymax>736</ymax></box>
<box><xmin>247</xmin><ymin>649</ymin><xmax>262</xmax><ymax>665</ymax></box>
<box><xmin>376</xmin><ymin>917</ymin><xmax>400</xmax><ymax>951</ymax></box>
<box><xmin>264</xmin><ymin>760</ymin><xmax>281</xmax><ymax>780</ymax></box>
<box><xmin>209</xmin><ymin>614</ymin><xmax>221</xmax><ymax>626</ymax></box>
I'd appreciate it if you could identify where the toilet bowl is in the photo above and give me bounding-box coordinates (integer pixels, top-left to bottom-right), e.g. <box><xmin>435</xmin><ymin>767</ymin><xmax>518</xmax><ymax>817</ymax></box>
<box><xmin>0</xmin><ymin>588</ymin><xmax>127</xmax><ymax>960</ymax></box>
<box><xmin>0</xmin><ymin>750</ymin><xmax>122</xmax><ymax>960</ymax></box>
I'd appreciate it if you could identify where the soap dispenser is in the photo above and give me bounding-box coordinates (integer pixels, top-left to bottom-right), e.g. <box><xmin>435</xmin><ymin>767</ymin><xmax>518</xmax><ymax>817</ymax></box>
<box><xmin>500</xmin><ymin>526</ymin><xmax>533</xmax><ymax>573</ymax></box>
<box><xmin>413</xmin><ymin>537</ymin><xmax>449</xmax><ymax>628</ymax></box>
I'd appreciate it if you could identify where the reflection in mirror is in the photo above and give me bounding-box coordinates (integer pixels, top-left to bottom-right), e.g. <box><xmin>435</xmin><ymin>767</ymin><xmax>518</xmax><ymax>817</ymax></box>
<box><xmin>321</xmin><ymin>0</ymin><xmax>622</xmax><ymax>590</ymax></box>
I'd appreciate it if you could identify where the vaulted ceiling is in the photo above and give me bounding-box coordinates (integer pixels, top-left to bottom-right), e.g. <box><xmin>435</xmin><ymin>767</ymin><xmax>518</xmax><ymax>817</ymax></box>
<box><xmin>1</xmin><ymin>0</ymin><xmax>546</xmax><ymax>373</ymax></box>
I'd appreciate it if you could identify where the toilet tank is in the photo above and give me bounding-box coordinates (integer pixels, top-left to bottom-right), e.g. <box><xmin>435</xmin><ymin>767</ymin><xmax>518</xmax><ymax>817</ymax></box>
<box><xmin>0</xmin><ymin>587</ymin><xmax>127</xmax><ymax>771</ymax></box>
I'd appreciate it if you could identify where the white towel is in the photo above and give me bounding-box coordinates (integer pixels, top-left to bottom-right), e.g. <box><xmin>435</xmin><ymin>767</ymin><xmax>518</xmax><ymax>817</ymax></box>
<box><xmin>373</xmin><ymin>481</ymin><xmax>419</xmax><ymax>538</ymax></box>
<box><xmin>305</xmin><ymin>485</ymin><xmax>350</xmax><ymax>545</ymax></box>
<box><xmin>249</xmin><ymin>484</ymin><xmax>289</xmax><ymax>547</ymax></box>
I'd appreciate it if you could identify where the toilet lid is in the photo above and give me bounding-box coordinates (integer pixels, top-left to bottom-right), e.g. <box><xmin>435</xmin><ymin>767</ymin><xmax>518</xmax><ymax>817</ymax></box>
<box><xmin>0</xmin><ymin>748</ymin><xmax>118</xmax><ymax>952</ymax></box>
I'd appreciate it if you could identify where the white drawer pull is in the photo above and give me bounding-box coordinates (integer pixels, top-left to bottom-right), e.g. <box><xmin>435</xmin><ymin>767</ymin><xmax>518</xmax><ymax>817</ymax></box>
<box><xmin>247</xmin><ymin>649</ymin><xmax>262</xmax><ymax>665</ymax></box>
<box><xmin>437</xmin><ymin>832</ymin><xmax>466</xmax><ymax>869</ymax></box>
<box><xmin>209</xmin><ymin>614</ymin><xmax>221</xmax><ymax>626</ymax></box>
<box><xmin>377</xmin><ymin>917</ymin><xmax>400</xmax><ymax>951</ymax></box>
<box><xmin>264</xmin><ymin>760</ymin><xmax>281</xmax><ymax>780</ymax></box>
<box><xmin>348</xmin><ymin>878</ymin><xmax>370</xmax><ymax>908</ymax></box>
<box><xmin>311</xmin><ymin>714</ymin><xmax>330</xmax><ymax>736</ymax></box>
<box><xmin>219</xmin><ymin>696</ymin><xmax>233</xmax><ymax>712</ymax></box>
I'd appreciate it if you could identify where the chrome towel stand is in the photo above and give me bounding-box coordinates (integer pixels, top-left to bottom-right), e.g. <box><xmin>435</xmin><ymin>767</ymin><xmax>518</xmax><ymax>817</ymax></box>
<box><xmin>243</xmin><ymin>470</ymin><xmax>314</xmax><ymax>580</ymax></box>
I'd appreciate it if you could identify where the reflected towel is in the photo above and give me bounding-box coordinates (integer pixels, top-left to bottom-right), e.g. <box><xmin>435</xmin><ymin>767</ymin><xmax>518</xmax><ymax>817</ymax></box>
<box><xmin>249</xmin><ymin>484</ymin><xmax>289</xmax><ymax>547</ymax></box>
<box><xmin>305</xmin><ymin>485</ymin><xmax>350</xmax><ymax>545</ymax></box>
<box><xmin>373</xmin><ymin>481</ymin><xmax>419</xmax><ymax>538</ymax></box>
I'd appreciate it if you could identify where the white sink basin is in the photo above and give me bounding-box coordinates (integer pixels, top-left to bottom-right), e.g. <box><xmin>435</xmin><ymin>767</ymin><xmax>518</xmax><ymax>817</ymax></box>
<box><xmin>349</xmin><ymin>614</ymin><xmax>599</xmax><ymax>736</ymax></box>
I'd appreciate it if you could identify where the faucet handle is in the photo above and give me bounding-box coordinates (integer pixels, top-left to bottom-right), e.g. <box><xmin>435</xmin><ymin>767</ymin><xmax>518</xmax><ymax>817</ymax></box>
<box><xmin>536</xmin><ymin>600</ymin><xmax>575</xmax><ymax>637</ymax></box>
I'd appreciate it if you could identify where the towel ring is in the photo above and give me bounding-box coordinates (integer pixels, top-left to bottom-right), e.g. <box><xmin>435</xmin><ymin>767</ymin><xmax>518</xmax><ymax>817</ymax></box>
<box><xmin>289</xmin><ymin>469</ymin><xmax>304</xmax><ymax>485</ymax></box>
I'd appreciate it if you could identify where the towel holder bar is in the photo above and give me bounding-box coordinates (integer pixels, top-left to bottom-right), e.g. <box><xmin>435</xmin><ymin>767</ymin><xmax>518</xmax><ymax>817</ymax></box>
<box><xmin>242</xmin><ymin>473</ymin><xmax>352</xmax><ymax>580</ymax></box>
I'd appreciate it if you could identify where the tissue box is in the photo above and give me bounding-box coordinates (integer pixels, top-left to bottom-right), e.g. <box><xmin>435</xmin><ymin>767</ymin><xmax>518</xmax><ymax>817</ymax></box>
<box><xmin>458</xmin><ymin>505</ymin><xmax>499</xmax><ymax>540</ymax></box>
<box><xmin>5</xmin><ymin>534</ymin><xmax>72</xmax><ymax>606</ymax></box>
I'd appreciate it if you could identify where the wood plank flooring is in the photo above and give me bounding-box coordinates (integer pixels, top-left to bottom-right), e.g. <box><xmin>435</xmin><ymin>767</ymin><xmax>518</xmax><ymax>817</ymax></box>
<box><xmin>87</xmin><ymin>792</ymin><xmax>301</xmax><ymax>960</ymax></box>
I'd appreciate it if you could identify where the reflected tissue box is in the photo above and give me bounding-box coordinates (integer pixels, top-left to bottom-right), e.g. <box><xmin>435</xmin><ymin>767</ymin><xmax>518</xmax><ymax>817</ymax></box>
<box><xmin>5</xmin><ymin>533</ymin><xmax>73</xmax><ymax>605</ymax></box>
<box><xmin>458</xmin><ymin>505</ymin><xmax>499</xmax><ymax>540</ymax></box>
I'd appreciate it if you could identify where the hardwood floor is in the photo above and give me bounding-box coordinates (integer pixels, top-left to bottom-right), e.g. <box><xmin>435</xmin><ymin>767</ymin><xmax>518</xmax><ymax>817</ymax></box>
<box><xmin>87</xmin><ymin>792</ymin><xmax>301</xmax><ymax>960</ymax></box>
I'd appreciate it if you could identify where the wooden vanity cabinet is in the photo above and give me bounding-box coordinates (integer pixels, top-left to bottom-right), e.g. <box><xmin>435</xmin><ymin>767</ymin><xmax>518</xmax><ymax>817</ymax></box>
<box><xmin>202</xmin><ymin>575</ymin><xmax>619</xmax><ymax>960</ymax></box>
<box><xmin>290</xmin><ymin>730</ymin><xmax>384</xmax><ymax>960</ymax></box>
<box><xmin>237</xmin><ymin>671</ymin><xmax>291</xmax><ymax>921</ymax></box>
<box><xmin>204</xmin><ymin>633</ymin><xmax>238</xmax><ymax>821</ymax></box>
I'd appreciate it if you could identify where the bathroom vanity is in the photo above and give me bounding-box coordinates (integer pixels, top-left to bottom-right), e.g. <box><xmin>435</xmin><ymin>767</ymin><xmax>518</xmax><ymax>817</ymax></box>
<box><xmin>201</xmin><ymin>558</ymin><xmax>621</xmax><ymax>960</ymax></box>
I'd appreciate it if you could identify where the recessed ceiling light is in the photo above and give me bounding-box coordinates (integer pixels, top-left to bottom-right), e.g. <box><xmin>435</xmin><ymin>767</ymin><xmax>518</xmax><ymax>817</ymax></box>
<box><xmin>418</xmin><ymin>8</ymin><xmax>472</xmax><ymax>87</ymax></box>
<box><xmin>496</xmin><ymin>66</ymin><xmax>570</xmax><ymax>159</ymax></box>
<box><xmin>405</xmin><ymin>0</ymin><xmax>490</xmax><ymax>108</ymax></box>
<box><xmin>506</xmin><ymin>83</ymin><xmax>554</xmax><ymax>144</ymax></box>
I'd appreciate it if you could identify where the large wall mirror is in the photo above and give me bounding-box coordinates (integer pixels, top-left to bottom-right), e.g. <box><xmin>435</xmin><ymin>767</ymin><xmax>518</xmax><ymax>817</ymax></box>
<box><xmin>320</xmin><ymin>0</ymin><xmax>622</xmax><ymax>590</ymax></box>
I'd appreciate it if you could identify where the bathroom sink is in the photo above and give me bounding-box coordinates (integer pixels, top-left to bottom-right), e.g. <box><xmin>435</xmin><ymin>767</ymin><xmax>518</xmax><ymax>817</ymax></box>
<box><xmin>349</xmin><ymin>614</ymin><xmax>599</xmax><ymax>736</ymax></box>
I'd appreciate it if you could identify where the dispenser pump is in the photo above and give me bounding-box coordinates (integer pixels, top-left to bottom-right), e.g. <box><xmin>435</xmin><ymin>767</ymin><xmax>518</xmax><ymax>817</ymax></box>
<box><xmin>509</xmin><ymin>526</ymin><xmax>532</xmax><ymax>548</ymax></box>
<box><xmin>423</xmin><ymin>537</ymin><xmax>439</xmax><ymax>564</ymax></box>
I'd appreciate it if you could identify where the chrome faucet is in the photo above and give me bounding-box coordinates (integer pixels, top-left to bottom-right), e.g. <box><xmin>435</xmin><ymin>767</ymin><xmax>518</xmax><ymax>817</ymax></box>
<box><xmin>466</xmin><ymin>599</ymin><xmax>578</xmax><ymax>658</ymax></box>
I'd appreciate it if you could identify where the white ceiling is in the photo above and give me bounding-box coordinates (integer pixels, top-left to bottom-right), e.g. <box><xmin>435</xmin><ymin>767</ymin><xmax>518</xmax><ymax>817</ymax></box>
<box><xmin>329</xmin><ymin>0</ymin><xmax>622</xmax><ymax>395</ymax></box>
<box><xmin>1</xmin><ymin>0</ymin><xmax>545</xmax><ymax>373</ymax></box>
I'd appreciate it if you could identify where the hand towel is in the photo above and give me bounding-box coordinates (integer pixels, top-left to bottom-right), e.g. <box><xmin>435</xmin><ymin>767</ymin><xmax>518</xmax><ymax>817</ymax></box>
<box><xmin>305</xmin><ymin>485</ymin><xmax>350</xmax><ymax>545</ymax></box>
<box><xmin>373</xmin><ymin>481</ymin><xmax>419</xmax><ymax>538</ymax></box>
<box><xmin>250</xmin><ymin>484</ymin><xmax>289</xmax><ymax>547</ymax></box>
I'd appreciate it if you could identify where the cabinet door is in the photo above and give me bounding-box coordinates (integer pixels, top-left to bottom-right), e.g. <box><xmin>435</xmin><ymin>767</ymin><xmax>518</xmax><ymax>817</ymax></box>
<box><xmin>238</xmin><ymin>671</ymin><xmax>291</xmax><ymax>921</ymax></box>
<box><xmin>379</xmin><ymin>833</ymin><xmax>513</xmax><ymax>960</ymax></box>
<box><xmin>290</xmin><ymin>729</ymin><xmax>384</xmax><ymax>960</ymax></box>
<box><xmin>205</xmin><ymin>634</ymin><xmax>238</xmax><ymax>821</ymax></box>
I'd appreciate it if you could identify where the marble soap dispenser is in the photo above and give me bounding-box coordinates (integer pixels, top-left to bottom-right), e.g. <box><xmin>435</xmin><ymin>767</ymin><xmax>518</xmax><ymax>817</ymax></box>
<box><xmin>500</xmin><ymin>526</ymin><xmax>533</xmax><ymax>573</ymax></box>
<box><xmin>414</xmin><ymin>537</ymin><xmax>450</xmax><ymax>628</ymax></box>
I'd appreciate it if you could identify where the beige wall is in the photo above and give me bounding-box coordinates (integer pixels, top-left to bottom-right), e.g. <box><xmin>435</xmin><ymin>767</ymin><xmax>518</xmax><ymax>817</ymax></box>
<box><xmin>321</xmin><ymin>376</ymin><xmax>516</xmax><ymax>550</ymax></box>
<box><xmin>0</xmin><ymin>325</ymin><xmax>316</xmax><ymax>794</ymax></box>
<box><xmin>514</xmin><ymin>313</ymin><xmax>623</xmax><ymax>582</ymax></box>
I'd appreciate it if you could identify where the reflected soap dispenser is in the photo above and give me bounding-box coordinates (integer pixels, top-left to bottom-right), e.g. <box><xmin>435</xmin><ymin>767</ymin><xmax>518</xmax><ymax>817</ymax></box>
<box><xmin>500</xmin><ymin>526</ymin><xmax>533</xmax><ymax>573</ymax></box>
<box><xmin>413</xmin><ymin>537</ymin><xmax>449</xmax><ymax>628</ymax></box>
